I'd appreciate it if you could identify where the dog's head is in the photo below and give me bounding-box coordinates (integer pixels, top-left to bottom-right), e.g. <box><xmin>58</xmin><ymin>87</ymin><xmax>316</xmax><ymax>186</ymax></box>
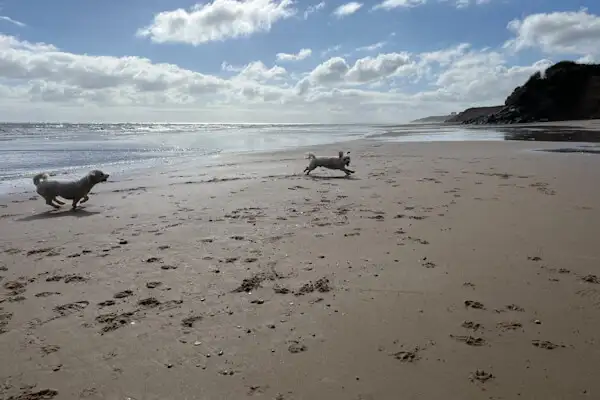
<box><xmin>88</xmin><ymin>170</ymin><xmax>109</xmax><ymax>184</ymax></box>
<box><xmin>342</xmin><ymin>151</ymin><xmax>351</xmax><ymax>166</ymax></box>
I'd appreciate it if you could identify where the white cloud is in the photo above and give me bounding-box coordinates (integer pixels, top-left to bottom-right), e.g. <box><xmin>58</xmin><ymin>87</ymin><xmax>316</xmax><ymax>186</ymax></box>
<box><xmin>224</xmin><ymin>61</ymin><xmax>287</xmax><ymax>81</ymax></box>
<box><xmin>304</xmin><ymin>2</ymin><xmax>326</xmax><ymax>19</ymax></box>
<box><xmin>0</xmin><ymin>33</ymin><xmax>232</xmax><ymax>105</ymax></box>
<box><xmin>321</xmin><ymin>44</ymin><xmax>342</xmax><ymax>57</ymax></box>
<box><xmin>137</xmin><ymin>0</ymin><xmax>296</xmax><ymax>45</ymax></box>
<box><xmin>303</xmin><ymin>52</ymin><xmax>416</xmax><ymax>87</ymax></box>
<box><xmin>0</xmin><ymin>32</ymin><xmax>561</xmax><ymax>123</ymax></box>
<box><xmin>373</xmin><ymin>0</ymin><xmax>426</xmax><ymax>11</ymax></box>
<box><xmin>418</xmin><ymin>48</ymin><xmax>552</xmax><ymax>104</ymax></box>
<box><xmin>276</xmin><ymin>48</ymin><xmax>312</xmax><ymax>62</ymax></box>
<box><xmin>0</xmin><ymin>15</ymin><xmax>26</xmax><ymax>28</ymax></box>
<box><xmin>505</xmin><ymin>9</ymin><xmax>600</xmax><ymax>56</ymax></box>
<box><xmin>347</xmin><ymin>53</ymin><xmax>414</xmax><ymax>83</ymax></box>
<box><xmin>356</xmin><ymin>41</ymin><xmax>386</xmax><ymax>52</ymax></box>
<box><xmin>577</xmin><ymin>54</ymin><xmax>596</xmax><ymax>64</ymax></box>
<box><xmin>305</xmin><ymin>57</ymin><xmax>349</xmax><ymax>84</ymax></box>
<box><xmin>453</xmin><ymin>0</ymin><xmax>490</xmax><ymax>9</ymax></box>
<box><xmin>419</xmin><ymin>43</ymin><xmax>470</xmax><ymax>66</ymax></box>
<box><xmin>332</xmin><ymin>2</ymin><xmax>363</xmax><ymax>18</ymax></box>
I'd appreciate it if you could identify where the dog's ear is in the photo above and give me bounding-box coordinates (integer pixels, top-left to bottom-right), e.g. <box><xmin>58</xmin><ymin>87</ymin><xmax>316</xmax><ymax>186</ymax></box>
<box><xmin>338</xmin><ymin>151</ymin><xmax>344</xmax><ymax>158</ymax></box>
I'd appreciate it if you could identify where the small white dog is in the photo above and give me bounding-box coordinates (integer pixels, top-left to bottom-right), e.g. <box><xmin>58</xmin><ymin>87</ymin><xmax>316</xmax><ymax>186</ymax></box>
<box><xmin>303</xmin><ymin>151</ymin><xmax>354</xmax><ymax>176</ymax></box>
<box><xmin>33</xmin><ymin>170</ymin><xmax>110</xmax><ymax>210</ymax></box>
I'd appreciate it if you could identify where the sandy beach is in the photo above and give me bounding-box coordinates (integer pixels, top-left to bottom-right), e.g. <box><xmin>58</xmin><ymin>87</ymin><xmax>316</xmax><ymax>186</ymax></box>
<box><xmin>1</xmin><ymin>137</ymin><xmax>600</xmax><ymax>399</ymax></box>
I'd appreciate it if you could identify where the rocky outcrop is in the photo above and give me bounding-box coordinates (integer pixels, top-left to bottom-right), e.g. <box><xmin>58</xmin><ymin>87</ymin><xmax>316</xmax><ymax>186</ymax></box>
<box><xmin>460</xmin><ymin>61</ymin><xmax>600</xmax><ymax>125</ymax></box>
<box><xmin>445</xmin><ymin>106</ymin><xmax>503</xmax><ymax>123</ymax></box>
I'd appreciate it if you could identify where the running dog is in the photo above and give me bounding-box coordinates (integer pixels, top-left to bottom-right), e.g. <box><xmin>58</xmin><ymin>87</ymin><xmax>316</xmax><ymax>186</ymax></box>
<box><xmin>33</xmin><ymin>170</ymin><xmax>110</xmax><ymax>210</ymax></box>
<box><xmin>303</xmin><ymin>151</ymin><xmax>354</xmax><ymax>176</ymax></box>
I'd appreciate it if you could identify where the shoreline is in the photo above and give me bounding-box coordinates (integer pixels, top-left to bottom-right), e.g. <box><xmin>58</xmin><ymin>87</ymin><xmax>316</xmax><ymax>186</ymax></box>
<box><xmin>0</xmin><ymin>134</ymin><xmax>582</xmax><ymax>203</ymax></box>
<box><xmin>0</xmin><ymin>137</ymin><xmax>596</xmax><ymax>206</ymax></box>
<box><xmin>3</xmin><ymin>118</ymin><xmax>600</xmax><ymax>197</ymax></box>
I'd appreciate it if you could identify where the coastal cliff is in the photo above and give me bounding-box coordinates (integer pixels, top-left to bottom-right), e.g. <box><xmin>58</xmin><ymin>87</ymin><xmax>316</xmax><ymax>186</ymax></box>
<box><xmin>445</xmin><ymin>106</ymin><xmax>503</xmax><ymax>123</ymax></box>
<box><xmin>410</xmin><ymin>114</ymin><xmax>454</xmax><ymax>123</ymax></box>
<box><xmin>458</xmin><ymin>61</ymin><xmax>600</xmax><ymax>124</ymax></box>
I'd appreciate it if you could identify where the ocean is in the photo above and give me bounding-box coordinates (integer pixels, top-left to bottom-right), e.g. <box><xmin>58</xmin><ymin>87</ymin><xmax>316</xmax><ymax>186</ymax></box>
<box><xmin>1</xmin><ymin>121</ymin><xmax>592</xmax><ymax>195</ymax></box>
<box><xmin>0</xmin><ymin>123</ymin><xmax>376</xmax><ymax>194</ymax></box>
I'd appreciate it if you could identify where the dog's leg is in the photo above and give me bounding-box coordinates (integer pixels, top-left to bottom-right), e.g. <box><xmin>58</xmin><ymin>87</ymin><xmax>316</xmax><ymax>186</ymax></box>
<box><xmin>343</xmin><ymin>168</ymin><xmax>355</xmax><ymax>175</ymax></box>
<box><xmin>54</xmin><ymin>198</ymin><xmax>65</xmax><ymax>205</ymax></box>
<box><xmin>71</xmin><ymin>198</ymin><xmax>80</xmax><ymax>210</ymax></box>
<box><xmin>45</xmin><ymin>197</ymin><xmax>60</xmax><ymax>209</ymax></box>
<box><xmin>80</xmin><ymin>195</ymin><xmax>89</xmax><ymax>204</ymax></box>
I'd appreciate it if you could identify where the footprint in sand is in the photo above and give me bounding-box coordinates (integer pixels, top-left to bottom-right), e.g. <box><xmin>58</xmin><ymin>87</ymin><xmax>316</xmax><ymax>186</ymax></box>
<box><xmin>35</xmin><ymin>292</ymin><xmax>61</xmax><ymax>298</ymax></box>
<box><xmin>506</xmin><ymin>304</ymin><xmax>525</xmax><ymax>312</ymax></box>
<box><xmin>53</xmin><ymin>301</ymin><xmax>89</xmax><ymax>317</ymax></box>
<box><xmin>96</xmin><ymin>311</ymin><xmax>138</xmax><ymax>334</ymax></box>
<box><xmin>470</xmin><ymin>370</ymin><xmax>494</xmax><ymax>383</ymax></box>
<box><xmin>9</xmin><ymin>389</ymin><xmax>59</xmax><ymax>399</ymax></box>
<box><xmin>409</xmin><ymin>237</ymin><xmax>430</xmax><ymax>245</ymax></box>
<box><xmin>497</xmin><ymin>322</ymin><xmax>523</xmax><ymax>331</ymax></box>
<box><xmin>138</xmin><ymin>297</ymin><xmax>161</xmax><ymax>308</ymax></box>
<box><xmin>181</xmin><ymin>315</ymin><xmax>202</xmax><ymax>328</ymax></box>
<box><xmin>464</xmin><ymin>300</ymin><xmax>485</xmax><ymax>310</ymax></box>
<box><xmin>532</xmin><ymin>340</ymin><xmax>564</xmax><ymax>350</ymax></box>
<box><xmin>288</xmin><ymin>341</ymin><xmax>307</xmax><ymax>354</ymax></box>
<box><xmin>41</xmin><ymin>345</ymin><xmax>60</xmax><ymax>356</ymax></box>
<box><xmin>344</xmin><ymin>232</ymin><xmax>361</xmax><ymax>237</ymax></box>
<box><xmin>26</xmin><ymin>247</ymin><xmax>54</xmax><ymax>256</ymax></box>
<box><xmin>450</xmin><ymin>334</ymin><xmax>486</xmax><ymax>346</ymax></box>
<box><xmin>3</xmin><ymin>280</ymin><xmax>27</xmax><ymax>295</ymax></box>
<box><xmin>146</xmin><ymin>281</ymin><xmax>162</xmax><ymax>289</ymax></box>
<box><xmin>273</xmin><ymin>285</ymin><xmax>291</xmax><ymax>294</ymax></box>
<box><xmin>391</xmin><ymin>349</ymin><xmax>420</xmax><ymax>362</ymax></box>
<box><xmin>461</xmin><ymin>321</ymin><xmax>482</xmax><ymax>331</ymax></box>
<box><xmin>113</xmin><ymin>290</ymin><xmax>133</xmax><ymax>299</ymax></box>
<box><xmin>0</xmin><ymin>311</ymin><xmax>13</xmax><ymax>333</ymax></box>
<box><xmin>63</xmin><ymin>275</ymin><xmax>88</xmax><ymax>283</ymax></box>
<box><xmin>582</xmin><ymin>274</ymin><xmax>600</xmax><ymax>284</ymax></box>
<box><xmin>295</xmin><ymin>278</ymin><xmax>332</xmax><ymax>296</ymax></box>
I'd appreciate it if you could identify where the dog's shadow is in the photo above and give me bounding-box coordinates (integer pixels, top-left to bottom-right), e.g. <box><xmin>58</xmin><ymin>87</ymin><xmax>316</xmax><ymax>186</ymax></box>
<box><xmin>306</xmin><ymin>175</ymin><xmax>359</xmax><ymax>180</ymax></box>
<box><xmin>17</xmin><ymin>208</ymin><xmax>102</xmax><ymax>222</ymax></box>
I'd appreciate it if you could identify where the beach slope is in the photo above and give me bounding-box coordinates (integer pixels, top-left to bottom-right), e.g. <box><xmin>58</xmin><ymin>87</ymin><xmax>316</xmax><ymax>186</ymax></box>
<box><xmin>1</xmin><ymin>139</ymin><xmax>600</xmax><ymax>399</ymax></box>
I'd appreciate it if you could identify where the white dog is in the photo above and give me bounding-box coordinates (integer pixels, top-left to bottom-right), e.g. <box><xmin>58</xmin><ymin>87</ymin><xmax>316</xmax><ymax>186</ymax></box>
<box><xmin>33</xmin><ymin>170</ymin><xmax>110</xmax><ymax>210</ymax></box>
<box><xmin>303</xmin><ymin>151</ymin><xmax>354</xmax><ymax>176</ymax></box>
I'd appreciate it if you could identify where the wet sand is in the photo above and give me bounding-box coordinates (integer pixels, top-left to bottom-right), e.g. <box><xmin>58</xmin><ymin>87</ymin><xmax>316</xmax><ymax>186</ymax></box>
<box><xmin>1</xmin><ymin>139</ymin><xmax>600</xmax><ymax>399</ymax></box>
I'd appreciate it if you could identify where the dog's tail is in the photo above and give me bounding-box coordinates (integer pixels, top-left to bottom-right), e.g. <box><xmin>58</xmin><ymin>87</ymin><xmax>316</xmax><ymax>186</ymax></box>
<box><xmin>33</xmin><ymin>172</ymin><xmax>49</xmax><ymax>187</ymax></box>
<box><xmin>306</xmin><ymin>153</ymin><xmax>316</xmax><ymax>160</ymax></box>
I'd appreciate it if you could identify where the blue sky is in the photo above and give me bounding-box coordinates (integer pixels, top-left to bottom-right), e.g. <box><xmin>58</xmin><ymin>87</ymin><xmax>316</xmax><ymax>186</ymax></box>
<box><xmin>0</xmin><ymin>0</ymin><xmax>599</xmax><ymax>122</ymax></box>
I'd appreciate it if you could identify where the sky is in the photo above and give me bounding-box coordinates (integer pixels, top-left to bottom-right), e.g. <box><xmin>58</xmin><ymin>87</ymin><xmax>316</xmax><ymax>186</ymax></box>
<box><xmin>0</xmin><ymin>0</ymin><xmax>599</xmax><ymax>123</ymax></box>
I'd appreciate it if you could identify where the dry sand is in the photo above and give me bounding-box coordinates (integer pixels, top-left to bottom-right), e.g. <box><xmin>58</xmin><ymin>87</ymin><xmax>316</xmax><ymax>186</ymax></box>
<box><xmin>1</xmin><ymin>138</ymin><xmax>600</xmax><ymax>399</ymax></box>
